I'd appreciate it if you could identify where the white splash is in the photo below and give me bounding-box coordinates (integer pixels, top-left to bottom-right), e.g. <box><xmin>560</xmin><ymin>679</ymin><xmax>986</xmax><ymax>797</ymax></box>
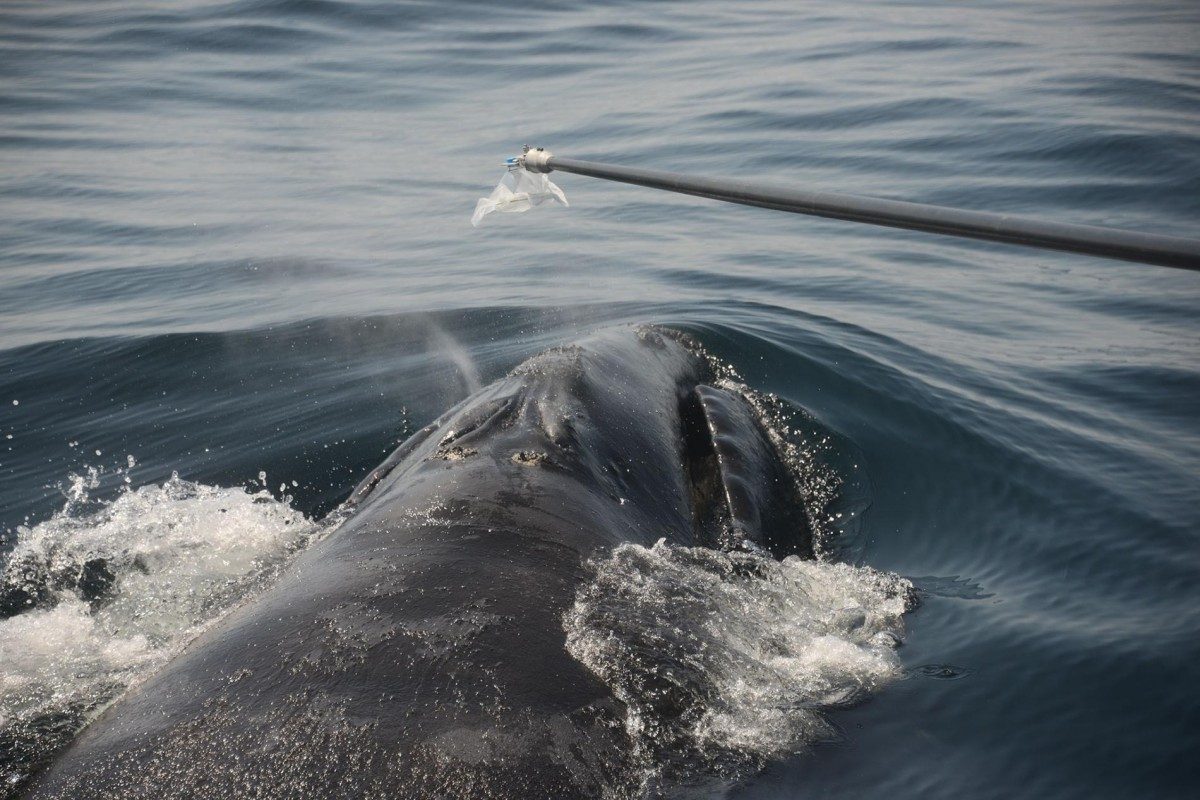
<box><xmin>0</xmin><ymin>472</ymin><xmax>317</xmax><ymax>786</ymax></box>
<box><xmin>564</xmin><ymin>540</ymin><xmax>910</xmax><ymax>783</ymax></box>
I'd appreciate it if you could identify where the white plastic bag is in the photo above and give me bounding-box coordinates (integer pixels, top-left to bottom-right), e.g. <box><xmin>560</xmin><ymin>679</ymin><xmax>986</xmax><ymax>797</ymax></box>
<box><xmin>471</xmin><ymin>166</ymin><xmax>568</xmax><ymax>227</ymax></box>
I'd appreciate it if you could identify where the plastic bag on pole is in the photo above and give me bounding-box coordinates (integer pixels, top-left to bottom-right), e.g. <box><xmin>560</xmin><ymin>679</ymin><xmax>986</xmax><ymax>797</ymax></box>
<box><xmin>471</xmin><ymin>166</ymin><xmax>568</xmax><ymax>227</ymax></box>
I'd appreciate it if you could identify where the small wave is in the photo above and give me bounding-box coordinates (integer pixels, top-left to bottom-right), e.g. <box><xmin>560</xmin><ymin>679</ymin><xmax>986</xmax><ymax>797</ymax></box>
<box><xmin>0</xmin><ymin>471</ymin><xmax>318</xmax><ymax>791</ymax></box>
<box><xmin>564</xmin><ymin>540</ymin><xmax>911</xmax><ymax>792</ymax></box>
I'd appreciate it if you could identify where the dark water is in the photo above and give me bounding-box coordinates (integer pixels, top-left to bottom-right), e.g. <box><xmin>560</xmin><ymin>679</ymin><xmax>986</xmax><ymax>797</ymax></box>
<box><xmin>2</xmin><ymin>0</ymin><xmax>1199</xmax><ymax>797</ymax></box>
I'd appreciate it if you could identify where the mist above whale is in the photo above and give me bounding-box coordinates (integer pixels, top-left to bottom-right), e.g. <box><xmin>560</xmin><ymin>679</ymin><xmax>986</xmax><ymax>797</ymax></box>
<box><xmin>22</xmin><ymin>326</ymin><xmax>908</xmax><ymax>799</ymax></box>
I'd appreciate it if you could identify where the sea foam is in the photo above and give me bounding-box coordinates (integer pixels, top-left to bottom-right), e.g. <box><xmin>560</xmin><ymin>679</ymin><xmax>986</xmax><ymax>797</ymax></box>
<box><xmin>0</xmin><ymin>471</ymin><xmax>316</xmax><ymax>789</ymax></box>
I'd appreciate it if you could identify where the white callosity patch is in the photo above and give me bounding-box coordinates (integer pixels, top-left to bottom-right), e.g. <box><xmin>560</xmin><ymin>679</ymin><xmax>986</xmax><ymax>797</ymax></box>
<box><xmin>0</xmin><ymin>472</ymin><xmax>316</xmax><ymax>786</ymax></box>
<box><xmin>564</xmin><ymin>540</ymin><xmax>910</xmax><ymax>783</ymax></box>
<box><xmin>470</xmin><ymin>166</ymin><xmax>568</xmax><ymax>227</ymax></box>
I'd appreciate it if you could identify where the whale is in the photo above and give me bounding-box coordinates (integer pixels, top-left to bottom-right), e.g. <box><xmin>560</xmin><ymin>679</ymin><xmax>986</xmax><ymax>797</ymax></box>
<box><xmin>24</xmin><ymin>326</ymin><xmax>812</xmax><ymax>799</ymax></box>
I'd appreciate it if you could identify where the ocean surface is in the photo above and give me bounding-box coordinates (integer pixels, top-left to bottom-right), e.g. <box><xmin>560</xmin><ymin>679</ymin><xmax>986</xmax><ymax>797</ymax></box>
<box><xmin>1</xmin><ymin>0</ymin><xmax>1198</xmax><ymax>796</ymax></box>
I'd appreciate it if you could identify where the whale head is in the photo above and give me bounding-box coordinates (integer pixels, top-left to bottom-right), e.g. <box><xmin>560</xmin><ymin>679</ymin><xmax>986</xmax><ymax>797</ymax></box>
<box><xmin>27</xmin><ymin>326</ymin><xmax>815</xmax><ymax>800</ymax></box>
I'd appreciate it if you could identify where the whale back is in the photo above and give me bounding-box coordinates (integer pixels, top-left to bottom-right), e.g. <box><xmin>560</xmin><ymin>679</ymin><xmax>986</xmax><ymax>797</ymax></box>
<box><xmin>25</xmin><ymin>328</ymin><xmax>811</xmax><ymax>799</ymax></box>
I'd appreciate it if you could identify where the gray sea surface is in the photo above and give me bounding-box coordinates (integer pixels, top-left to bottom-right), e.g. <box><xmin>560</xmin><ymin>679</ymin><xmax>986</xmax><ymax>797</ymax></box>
<box><xmin>1</xmin><ymin>1</ymin><xmax>1198</xmax><ymax>797</ymax></box>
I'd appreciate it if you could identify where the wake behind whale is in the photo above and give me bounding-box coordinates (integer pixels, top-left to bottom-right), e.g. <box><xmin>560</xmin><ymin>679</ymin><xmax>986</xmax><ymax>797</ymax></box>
<box><xmin>9</xmin><ymin>326</ymin><xmax>910</xmax><ymax>799</ymax></box>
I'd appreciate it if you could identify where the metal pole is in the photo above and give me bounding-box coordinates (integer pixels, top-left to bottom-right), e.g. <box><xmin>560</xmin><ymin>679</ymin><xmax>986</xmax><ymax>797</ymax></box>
<box><xmin>520</xmin><ymin>148</ymin><xmax>1200</xmax><ymax>271</ymax></box>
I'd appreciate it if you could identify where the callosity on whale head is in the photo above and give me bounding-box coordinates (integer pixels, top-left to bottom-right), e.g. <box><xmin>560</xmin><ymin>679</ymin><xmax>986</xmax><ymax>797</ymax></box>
<box><xmin>25</xmin><ymin>326</ymin><xmax>816</xmax><ymax>800</ymax></box>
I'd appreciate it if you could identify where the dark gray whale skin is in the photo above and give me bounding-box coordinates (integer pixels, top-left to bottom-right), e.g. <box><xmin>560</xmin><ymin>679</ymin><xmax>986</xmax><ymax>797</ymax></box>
<box><xmin>24</xmin><ymin>326</ymin><xmax>810</xmax><ymax>800</ymax></box>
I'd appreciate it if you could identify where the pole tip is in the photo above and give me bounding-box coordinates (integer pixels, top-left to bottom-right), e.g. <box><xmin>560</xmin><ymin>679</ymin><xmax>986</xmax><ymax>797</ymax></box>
<box><xmin>521</xmin><ymin>146</ymin><xmax>554</xmax><ymax>173</ymax></box>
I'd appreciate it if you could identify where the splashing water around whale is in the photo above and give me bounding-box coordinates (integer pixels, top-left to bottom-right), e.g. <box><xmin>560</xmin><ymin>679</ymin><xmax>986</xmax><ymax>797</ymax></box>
<box><xmin>0</xmin><ymin>472</ymin><xmax>317</xmax><ymax>789</ymax></box>
<box><xmin>9</xmin><ymin>329</ymin><xmax>911</xmax><ymax>799</ymax></box>
<box><xmin>565</xmin><ymin>541</ymin><xmax>910</xmax><ymax>792</ymax></box>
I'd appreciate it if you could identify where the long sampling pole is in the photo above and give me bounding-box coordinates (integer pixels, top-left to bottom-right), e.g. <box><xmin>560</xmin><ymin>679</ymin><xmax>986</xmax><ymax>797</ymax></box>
<box><xmin>518</xmin><ymin>147</ymin><xmax>1200</xmax><ymax>271</ymax></box>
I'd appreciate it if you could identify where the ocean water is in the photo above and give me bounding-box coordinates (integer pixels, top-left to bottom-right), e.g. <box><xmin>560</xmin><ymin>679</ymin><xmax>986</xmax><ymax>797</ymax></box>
<box><xmin>1</xmin><ymin>0</ymin><xmax>1198</xmax><ymax>797</ymax></box>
